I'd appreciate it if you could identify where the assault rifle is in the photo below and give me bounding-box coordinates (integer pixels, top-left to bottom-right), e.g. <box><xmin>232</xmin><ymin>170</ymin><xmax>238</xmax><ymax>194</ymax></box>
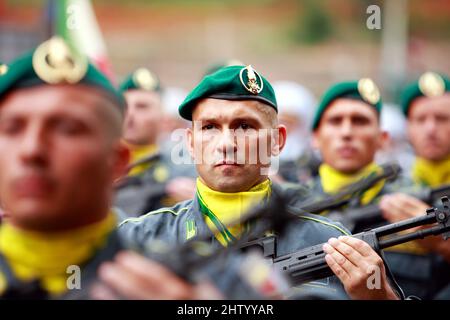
<box><xmin>127</xmin><ymin>186</ymin><xmax>296</xmax><ymax>285</ymax></box>
<box><xmin>138</xmin><ymin>188</ymin><xmax>449</xmax><ymax>290</ymax></box>
<box><xmin>243</xmin><ymin>197</ymin><xmax>450</xmax><ymax>287</ymax></box>
<box><xmin>326</xmin><ymin>183</ymin><xmax>450</xmax><ymax>232</ymax></box>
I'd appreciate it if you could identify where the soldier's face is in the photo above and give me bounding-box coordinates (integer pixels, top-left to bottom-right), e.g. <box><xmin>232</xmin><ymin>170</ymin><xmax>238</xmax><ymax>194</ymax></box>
<box><xmin>187</xmin><ymin>99</ymin><xmax>286</xmax><ymax>192</ymax></box>
<box><xmin>0</xmin><ymin>85</ymin><xmax>128</xmax><ymax>232</ymax></box>
<box><xmin>407</xmin><ymin>94</ymin><xmax>450</xmax><ymax>161</ymax></box>
<box><xmin>313</xmin><ymin>98</ymin><xmax>386</xmax><ymax>174</ymax></box>
<box><xmin>123</xmin><ymin>90</ymin><xmax>161</xmax><ymax>145</ymax></box>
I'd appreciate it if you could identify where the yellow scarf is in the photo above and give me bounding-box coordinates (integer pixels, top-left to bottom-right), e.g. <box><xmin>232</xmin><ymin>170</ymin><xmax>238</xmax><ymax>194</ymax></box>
<box><xmin>125</xmin><ymin>142</ymin><xmax>158</xmax><ymax>177</ymax></box>
<box><xmin>0</xmin><ymin>214</ymin><xmax>116</xmax><ymax>296</ymax></box>
<box><xmin>196</xmin><ymin>178</ymin><xmax>271</xmax><ymax>247</ymax></box>
<box><xmin>412</xmin><ymin>156</ymin><xmax>450</xmax><ymax>187</ymax></box>
<box><xmin>387</xmin><ymin>156</ymin><xmax>450</xmax><ymax>255</ymax></box>
<box><xmin>319</xmin><ymin>163</ymin><xmax>385</xmax><ymax>206</ymax></box>
<box><xmin>319</xmin><ymin>163</ymin><xmax>429</xmax><ymax>255</ymax></box>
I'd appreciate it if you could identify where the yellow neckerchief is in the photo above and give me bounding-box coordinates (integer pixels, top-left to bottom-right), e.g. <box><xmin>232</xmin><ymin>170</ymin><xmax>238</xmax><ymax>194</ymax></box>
<box><xmin>196</xmin><ymin>178</ymin><xmax>271</xmax><ymax>247</ymax></box>
<box><xmin>386</xmin><ymin>156</ymin><xmax>450</xmax><ymax>255</ymax></box>
<box><xmin>319</xmin><ymin>162</ymin><xmax>385</xmax><ymax>205</ymax></box>
<box><xmin>0</xmin><ymin>213</ymin><xmax>116</xmax><ymax>296</ymax></box>
<box><xmin>412</xmin><ymin>156</ymin><xmax>450</xmax><ymax>187</ymax></box>
<box><xmin>125</xmin><ymin>142</ymin><xmax>158</xmax><ymax>177</ymax></box>
<box><xmin>319</xmin><ymin>164</ymin><xmax>429</xmax><ymax>255</ymax></box>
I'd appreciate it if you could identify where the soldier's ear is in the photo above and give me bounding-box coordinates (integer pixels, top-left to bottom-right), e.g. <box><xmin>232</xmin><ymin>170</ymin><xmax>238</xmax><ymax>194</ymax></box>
<box><xmin>377</xmin><ymin>130</ymin><xmax>390</xmax><ymax>151</ymax></box>
<box><xmin>406</xmin><ymin>122</ymin><xmax>414</xmax><ymax>145</ymax></box>
<box><xmin>112</xmin><ymin>142</ymin><xmax>130</xmax><ymax>180</ymax></box>
<box><xmin>271</xmin><ymin>125</ymin><xmax>287</xmax><ymax>156</ymax></box>
<box><xmin>311</xmin><ymin>130</ymin><xmax>320</xmax><ymax>150</ymax></box>
<box><xmin>186</xmin><ymin>127</ymin><xmax>195</xmax><ymax>159</ymax></box>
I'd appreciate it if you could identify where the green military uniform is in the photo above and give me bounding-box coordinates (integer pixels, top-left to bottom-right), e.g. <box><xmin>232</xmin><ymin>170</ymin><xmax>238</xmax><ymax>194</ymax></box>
<box><xmin>114</xmin><ymin>149</ymin><xmax>182</xmax><ymax>217</ymax></box>
<box><xmin>0</xmin><ymin>37</ymin><xmax>126</xmax><ymax>299</ymax></box>
<box><xmin>277</xmin><ymin>150</ymin><xmax>321</xmax><ymax>184</ymax></box>
<box><xmin>119</xmin><ymin>65</ymin><xmax>357</xmax><ymax>299</ymax></box>
<box><xmin>309</xmin><ymin>79</ymin><xmax>449</xmax><ymax>299</ymax></box>
<box><xmin>120</xmin><ymin>182</ymin><xmax>352</xmax><ymax>299</ymax></box>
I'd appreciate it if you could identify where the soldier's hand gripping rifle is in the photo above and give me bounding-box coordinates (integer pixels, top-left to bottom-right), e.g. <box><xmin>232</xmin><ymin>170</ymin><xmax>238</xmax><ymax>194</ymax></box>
<box><xmin>272</xmin><ymin>197</ymin><xmax>450</xmax><ymax>287</ymax></box>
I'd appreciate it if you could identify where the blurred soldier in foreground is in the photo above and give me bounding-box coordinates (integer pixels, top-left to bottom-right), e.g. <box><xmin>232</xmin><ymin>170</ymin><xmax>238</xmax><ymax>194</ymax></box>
<box><xmin>0</xmin><ymin>38</ymin><xmax>226</xmax><ymax>299</ymax></box>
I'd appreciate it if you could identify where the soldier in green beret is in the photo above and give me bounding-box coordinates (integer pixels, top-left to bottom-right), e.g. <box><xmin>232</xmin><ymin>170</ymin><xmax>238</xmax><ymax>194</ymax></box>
<box><xmin>307</xmin><ymin>78</ymin><xmax>418</xmax><ymax>219</ymax></box>
<box><xmin>119</xmin><ymin>67</ymin><xmax>163</xmax><ymax>176</ymax></box>
<box><xmin>379</xmin><ymin>72</ymin><xmax>450</xmax><ymax>299</ymax></box>
<box><xmin>119</xmin><ymin>65</ymin><xmax>401</xmax><ymax>300</ymax></box>
<box><xmin>400</xmin><ymin>71</ymin><xmax>450</xmax><ymax>187</ymax></box>
<box><xmin>0</xmin><ymin>37</ymin><xmax>132</xmax><ymax>298</ymax></box>
<box><xmin>306</xmin><ymin>78</ymin><xmax>449</xmax><ymax>299</ymax></box>
<box><xmin>115</xmin><ymin>68</ymin><xmax>198</xmax><ymax>217</ymax></box>
<box><xmin>0</xmin><ymin>37</ymin><xmax>228</xmax><ymax>300</ymax></box>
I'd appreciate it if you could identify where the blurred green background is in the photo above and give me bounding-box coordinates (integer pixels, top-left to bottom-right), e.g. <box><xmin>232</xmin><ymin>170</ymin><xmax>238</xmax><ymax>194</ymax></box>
<box><xmin>1</xmin><ymin>0</ymin><xmax>449</xmax><ymax>103</ymax></box>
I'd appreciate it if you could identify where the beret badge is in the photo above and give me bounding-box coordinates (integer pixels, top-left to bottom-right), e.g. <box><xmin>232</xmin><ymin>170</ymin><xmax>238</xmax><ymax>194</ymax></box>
<box><xmin>32</xmin><ymin>37</ymin><xmax>88</xmax><ymax>85</ymax></box>
<box><xmin>239</xmin><ymin>65</ymin><xmax>264</xmax><ymax>95</ymax></box>
<box><xmin>418</xmin><ymin>72</ymin><xmax>445</xmax><ymax>98</ymax></box>
<box><xmin>357</xmin><ymin>78</ymin><xmax>380</xmax><ymax>105</ymax></box>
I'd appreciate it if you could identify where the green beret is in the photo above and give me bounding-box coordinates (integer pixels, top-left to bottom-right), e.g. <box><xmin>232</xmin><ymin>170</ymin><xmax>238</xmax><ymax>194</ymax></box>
<box><xmin>0</xmin><ymin>37</ymin><xmax>126</xmax><ymax>113</ymax></box>
<box><xmin>179</xmin><ymin>65</ymin><xmax>277</xmax><ymax>121</ymax></box>
<box><xmin>401</xmin><ymin>72</ymin><xmax>450</xmax><ymax>116</ymax></box>
<box><xmin>119</xmin><ymin>67</ymin><xmax>161</xmax><ymax>93</ymax></box>
<box><xmin>312</xmin><ymin>78</ymin><xmax>382</xmax><ymax>130</ymax></box>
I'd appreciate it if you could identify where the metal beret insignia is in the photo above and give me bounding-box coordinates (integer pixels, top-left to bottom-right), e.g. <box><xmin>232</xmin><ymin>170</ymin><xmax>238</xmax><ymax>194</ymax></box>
<box><xmin>358</xmin><ymin>78</ymin><xmax>380</xmax><ymax>105</ymax></box>
<box><xmin>32</xmin><ymin>37</ymin><xmax>88</xmax><ymax>84</ymax></box>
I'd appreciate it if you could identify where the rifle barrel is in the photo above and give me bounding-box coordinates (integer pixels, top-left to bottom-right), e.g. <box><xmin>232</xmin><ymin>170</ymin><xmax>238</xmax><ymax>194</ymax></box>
<box><xmin>379</xmin><ymin>224</ymin><xmax>450</xmax><ymax>249</ymax></box>
<box><xmin>370</xmin><ymin>211</ymin><xmax>437</xmax><ymax>237</ymax></box>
